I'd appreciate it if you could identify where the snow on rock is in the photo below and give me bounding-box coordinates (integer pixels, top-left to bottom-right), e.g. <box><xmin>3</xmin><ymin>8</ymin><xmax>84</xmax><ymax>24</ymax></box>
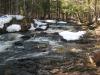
<box><xmin>11</xmin><ymin>15</ymin><xmax>24</xmax><ymax>20</ymax></box>
<box><xmin>57</xmin><ymin>21</ymin><xmax>67</xmax><ymax>24</ymax></box>
<box><xmin>0</xmin><ymin>15</ymin><xmax>24</xmax><ymax>29</ymax></box>
<box><xmin>59</xmin><ymin>31</ymin><xmax>86</xmax><ymax>41</ymax></box>
<box><xmin>6</xmin><ymin>24</ymin><xmax>21</xmax><ymax>32</ymax></box>
<box><xmin>0</xmin><ymin>15</ymin><xmax>12</xmax><ymax>24</ymax></box>
<box><xmin>33</xmin><ymin>19</ymin><xmax>48</xmax><ymax>30</ymax></box>
<box><xmin>38</xmin><ymin>25</ymin><xmax>47</xmax><ymax>30</ymax></box>
<box><xmin>34</xmin><ymin>19</ymin><xmax>47</xmax><ymax>26</ymax></box>
<box><xmin>0</xmin><ymin>22</ymin><xmax>4</xmax><ymax>28</ymax></box>
<box><xmin>45</xmin><ymin>19</ymin><xmax>56</xmax><ymax>23</ymax></box>
<box><xmin>28</xmin><ymin>23</ymin><xmax>36</xmax><ymax>31</ymax></box>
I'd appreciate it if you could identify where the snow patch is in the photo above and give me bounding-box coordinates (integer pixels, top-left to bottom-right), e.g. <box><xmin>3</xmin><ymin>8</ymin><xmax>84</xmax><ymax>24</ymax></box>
<box><xmin>0</xmin><ymin>22</ymin><xmax>4</xmax><ymax>28</ymax></box>
<box><xmin>45</xmin><ymin>19</ymin><xmax>56</xmax><ymax>23</ymax></box>
<box><xmin>6</xmin><ymin>24</ymin><xmax>21</xmax><ymax>32</ymax></box>
<box><xmin>0</xmin><ymin>15</ymin><xmax>13</xmax><ymax>24</ymax></box>
<box><xmin>34</xmin><ymin>19</ymin><xmax>47</xmax><ymax>26</ymax></box>
<box><xmin>59</xmin><ymin>31</ymin><xmax>86</xmax><ymax>41</ymax></box>
<box><xmin>11</xmin><ymin>15</ymin><xmax>24</xmax><ymax>20</ymax></box>
<box><xmin>39</xmin><ymin>25</ymin><xmax>47</xmax><ymax>30</ymax></box>
<box><xmin>28</xmin><ymin>23</ymin><xmax>36</xmax><ymax>30</ymax></box>
<box><xmin>0</xmin><ymin>15</ymin><xmax>24</xmax><ymax>29</ymax></box>
<box><xmin>33</xmin><ymin>19</ymin><xmax>48</xmax><ymax>30</ymax></box>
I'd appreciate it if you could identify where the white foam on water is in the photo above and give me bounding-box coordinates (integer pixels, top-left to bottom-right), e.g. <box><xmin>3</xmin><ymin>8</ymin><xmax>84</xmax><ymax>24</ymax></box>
<box><xmin>0</xmin><ymin>41</ymin><xmax>13</xmax><ymax>52</ymax></box>
<box><xmin>0</xmin><ymin>33</ymin><xmax>23</xmax><ymax>52</ymax></box>
<box><xmin>0</xmin><ymin>33</ymin><xmax>23</xmax><ymax>41</ymax></box>
<box><xmin>26</xmin><ymin>37</ymin><xmax>59</xmax><ymax>46</ymax></box>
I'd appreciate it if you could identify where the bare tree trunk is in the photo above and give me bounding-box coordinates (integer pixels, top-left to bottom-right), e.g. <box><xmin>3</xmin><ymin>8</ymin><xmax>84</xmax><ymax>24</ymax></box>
<box><xmin>94</xmin><ymin>0</ymin><xmax>97</xmax><ymax>24</ymax></box>
<box><xmin>16</xmin><ymin>0</ymin><xmax>19</xmax><ymax>14</ymax></box>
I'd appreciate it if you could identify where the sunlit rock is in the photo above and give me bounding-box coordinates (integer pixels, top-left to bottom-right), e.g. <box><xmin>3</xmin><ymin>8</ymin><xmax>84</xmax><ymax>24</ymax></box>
<box><xmin>95</xmin><ymin>26</ymin><xmax>100</xmax><ymax>36</ymax></box>
<box><xmin>70</xmin><ymin>48</ymin><xmax>82</xmax><ymax>53</ymax></box>
<box><xmin>90</xmin><ymin>50</ymin><xmax>100</xmax><ymax>66</ymax></box>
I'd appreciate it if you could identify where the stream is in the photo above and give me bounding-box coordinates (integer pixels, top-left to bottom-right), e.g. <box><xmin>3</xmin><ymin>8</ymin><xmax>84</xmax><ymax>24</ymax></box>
<box><xmin>0</xmin><ymin>23</ymin><xmax>97</xmax><ymax>75</ymax></box>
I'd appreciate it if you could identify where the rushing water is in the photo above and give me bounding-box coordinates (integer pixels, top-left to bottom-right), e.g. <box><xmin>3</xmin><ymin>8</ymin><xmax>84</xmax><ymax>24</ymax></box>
<box><xmin>0</xmin><ymin>23</ymin><xmax>97</xmax><ymax>75</ymax></box>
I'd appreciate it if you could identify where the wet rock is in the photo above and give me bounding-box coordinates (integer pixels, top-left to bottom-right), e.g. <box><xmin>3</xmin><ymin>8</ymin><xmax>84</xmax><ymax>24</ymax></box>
<box><xmin>4</xmin><ymin>59</ymin><xmax>39</xmax><ymax>75</ymax></box>
<box><xmin>53</xmin><ymin>32</ymin><xmax>59</xmax><ymax>35</ymax></box>
<box><xmin>4</xmin><ymin>69</ymin><xmax>12</xmax><ymax>75</ymax></box>
<box><xmin>32</xmin><ymin>43</ymin><xmax>48</xmax><ymax>49</ymax></box>
<box><xmin>24</xmin><ymin>41</ymin><xmax>49</xmax><ymax>52</ymax></box>
<box><xmin>35</xmin><ymin>28</ymin><xmax>45</xmax><ymax>31</ymax></box>
<box><xmin>21</xmin><ymin>24</ymin><xmax>31</xmax><ymax>32</ymax></box>
<box><xmin>0</xmin><ymin>65</ymin><xmax>5</xmax><ymax>75</ymax></box>
<box><xmin>14</xmin><ymin>41</ymin><xmax>23</xmax><ymax>46</ymax></box>
<box><xmin>0</xmin><ymin>29</ymin><xmax>7</xmax><ymax>34</ymax></box>
<box><xmin>21</xmin><ymin>35</ymin><xmax>31</xmax><ymax>40</ymax></box>
<box><xmin>39</xmin><ymin>32</ymin><xmax>48</xmax><ymax>36</ymax></box>
<box><xmin>14</xmin><ymin>71</ymin><xmax>33</xmax><ymax>75</ymax></box>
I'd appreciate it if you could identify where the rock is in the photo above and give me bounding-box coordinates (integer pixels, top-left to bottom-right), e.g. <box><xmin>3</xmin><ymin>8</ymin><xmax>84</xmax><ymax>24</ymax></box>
<box><xmin>15</xmin><ymin>71</ymin><xmax>33</xmax><ymax>75</ymax></box>
<box><xmin>53</xmin><ymin>32</ymin><xmax>59</xmax><ymax>35</ymax></box>
<box><xmin>55</xmin><ymin>71</ymin><xmax>96</xmax><ymax>75</ymax></box>
<box><xmin>21</xmin><ymin>35</ymin><xmax>31</xmax><ymax>40</ymax></box>
<box><xmin>14</xmin><ymin>41</ymin><xmax>23</xmax><ymax>46</ymax></box>
<box><xmin>4</xmin><ymin>69</ymin><xmax>12</xmax><ymax>75</ymax></box>
<box><xmin>32</xmin><ymin>42</ymin><xmax>49</xmax><ymax>52</ymax></box>
<box><xmin>50</xmin><ymin>69</ymin><xmax>59</xmax><ymax>74</ymax></box>
<box><xmin>33</xmin><ymin>43</ymin><xmax>48</xmax><ymax>49</ymax></box>
<box><xmin>68</xmin><ymin>71</ymin><xmax>81</xmax><ymax>75</ymax></box>
<box><xmin>90</xmin><ymin>50</ymin><xmax>100</xmax><ymax>66</ymax></box>
<box><xmin>35</xmin><ymin>28</ymin><xmax>45</xmax><ymax>31</ymax></box>
<box><xmin>21</xmin><ymin>24</ymin><xmax>31</xmax><ymax>32</ymax></box>
<box><xmin>95</xmin><ymin>26</ymin><xmax>100</xmax><ymax>36</ymax></box>
<box><xmin>38</xmin><ymin>70</ymin><xmax>52</xmax><ymax>75</ymax></box>
<box><xmin>70</xmin><ymin>48</ymin><xmax>82</xmax><ymax>53</ymax></box>
<box><xmin>5</xmin><ymin>59</ymin><xmax>39</xmax><ymax>75</ymax></box>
